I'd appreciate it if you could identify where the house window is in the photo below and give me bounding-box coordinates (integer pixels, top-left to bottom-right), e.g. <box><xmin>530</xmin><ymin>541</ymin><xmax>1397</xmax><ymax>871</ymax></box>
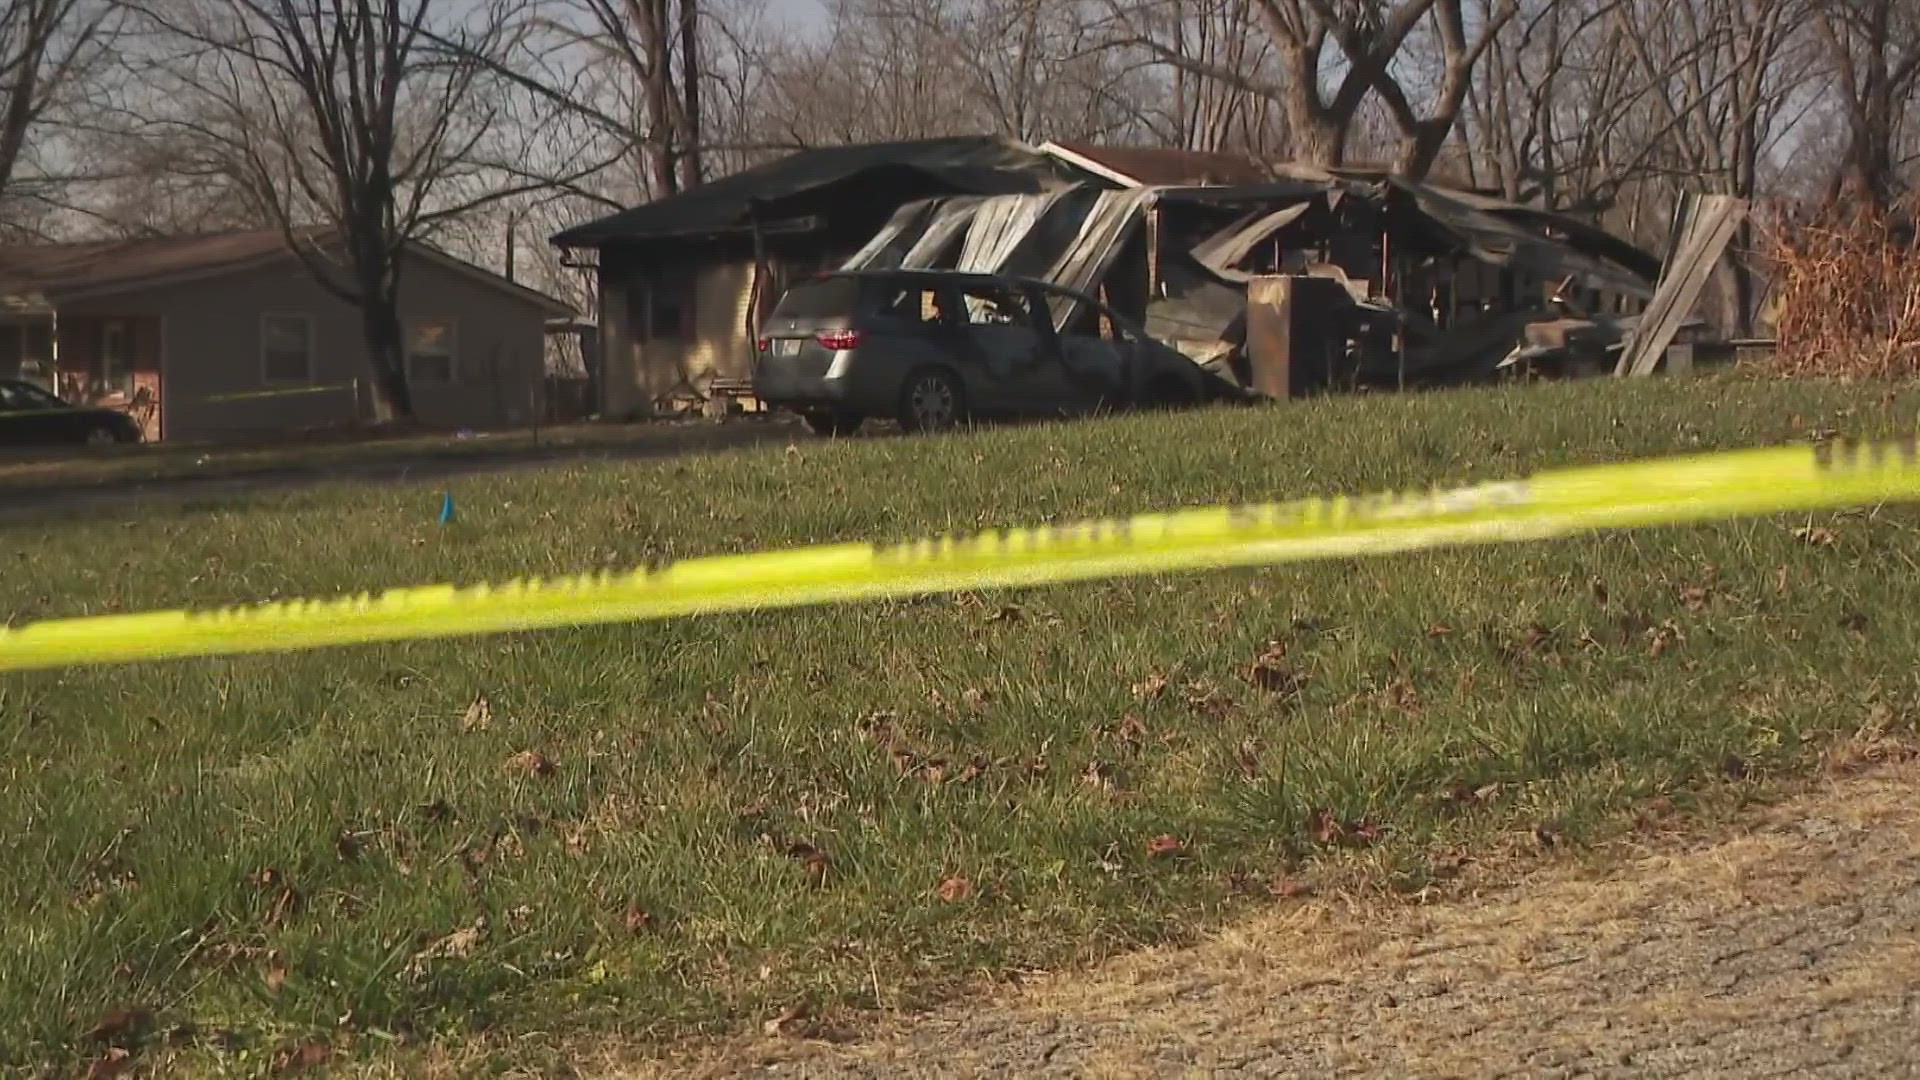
<box><xmin>406</xmin><ymin>319</ymin><xmax>457</xmax><ymax>383</ymax></box>
<box><xmin>261</xmin><ymin>314</ymin><xmax>314</xmax><ymax>383</ymax></box>
<box><xmin>628</xmin><ymin>277</ymin><xmax>692</xmax><ymax>341</ymax></box>
<box><xmin>101</xmin><ymin>320</ymin><xmax>132</xmax><ymax>394</ymax></box>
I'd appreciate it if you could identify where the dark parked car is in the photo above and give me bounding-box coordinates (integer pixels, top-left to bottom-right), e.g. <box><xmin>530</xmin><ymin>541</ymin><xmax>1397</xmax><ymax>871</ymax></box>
<box><xmin>0</xmin><ymin>379</ymin><xmax>144</xmax><ymax>447</ymax></box>
<box><xmin>754</xmin><ymin>270</ymin><xmax>1226</xmax><ymax>436</ymax></box>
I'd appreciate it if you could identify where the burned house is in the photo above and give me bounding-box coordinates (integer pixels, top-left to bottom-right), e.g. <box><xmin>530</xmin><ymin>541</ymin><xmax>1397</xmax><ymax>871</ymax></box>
<box><xmin>837</xmin><ymin>155</ymin><xmax>1664</xmax><ymax>393</ymax></box>
<box><xmin>555</xmin><ymin>138</ymin><xmax>1663</xmax><ymax>415</ymax></box>
<box><xmin>551</xmin><ymin>136</ymin><xmax>1070</xmax><ymax>418</ymax></box>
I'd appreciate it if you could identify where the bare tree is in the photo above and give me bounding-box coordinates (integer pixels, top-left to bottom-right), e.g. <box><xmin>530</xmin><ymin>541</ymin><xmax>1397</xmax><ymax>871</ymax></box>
<box><xmin>1104</xmin><ymin>0</ymin><xmax>1514</xmax><ymax>176</ymax></box>
<box><xmin>1132</xmin><ymin>0</ymin><xmax>1291</xmax><ymax>154</ymax></box>
<box><xmin>465</xmin><ymin>0</ymin><xmax>716</xmax><ymax>206</ymax></box>
<box><xmin>841</xmin><ymin>0</ymin><xmax>1143</xmax><ymax>144</ymax></box>
<box><xmin>126</xmin><ymin>0</ymin><xmax>519</xmax><ymax>419</ymax></box>
<box><xmin>0</xmin><ymin>0</ymin><xmax>120</xmax><ymax>227</ymax></box>
<box><xmin>1812</xmin><ymin>0</ymin><xmax>1920</xmax><ymax>207</ymax></box>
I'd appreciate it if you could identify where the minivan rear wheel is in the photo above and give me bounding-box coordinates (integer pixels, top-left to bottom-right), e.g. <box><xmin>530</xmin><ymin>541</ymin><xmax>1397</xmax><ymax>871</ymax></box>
<box><xmin>800</xmin><ymin>409</ymin><xmax>863</xmax><ymax>438</ymax></box>
<box><xmin>898</xmin><ymin>368</ymin><xmax>965</xmax><ymax>433</ymax></box>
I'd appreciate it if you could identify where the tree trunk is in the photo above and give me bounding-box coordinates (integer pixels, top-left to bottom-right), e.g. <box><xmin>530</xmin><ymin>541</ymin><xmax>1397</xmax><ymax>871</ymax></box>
<box><xmin>639</xmin><ymin>0</ymin><xmax>679</xmax><ymax>196</ymax></box>
<box><xmin>361</xmin><ymin>294</ymin><xmax>413</xmax><ymax>422</ymax></box>
<box><xmin>351</xmin><ymin>230</ymin><xmax>413</xmax><ymax>420</ymax></box>
<box><xmin>677</xmin><ymin>0</ymin><xmax>702</xmax><ymax>190</ymax></box>
<box><xmin>1394</xmin><ymin>121</ymin><xmax>1451</xmax><ymax>179</ymax></box>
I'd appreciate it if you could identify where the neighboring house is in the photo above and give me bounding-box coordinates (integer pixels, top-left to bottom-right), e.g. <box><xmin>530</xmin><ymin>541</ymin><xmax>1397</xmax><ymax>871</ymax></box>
<box><xmin>0</xmin><ymin>230</ymin><xmax>572</xmax><ymax>443</ymax></box>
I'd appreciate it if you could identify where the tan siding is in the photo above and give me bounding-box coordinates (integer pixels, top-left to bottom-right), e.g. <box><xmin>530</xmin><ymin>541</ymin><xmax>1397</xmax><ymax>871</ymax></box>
<box><xmin>605</xmin><ymin>259</ymin><xmax>758</xmax><ymax>414</ymax></box>
<box><xmin>59</xmin><ymin>252</ymin><xmax>552</xmax><ymax>442</ymax></box>
<box><xmin>600</xmin><ymin>272</ymin><xmax>639</xmax><ymax>417</ymax></box>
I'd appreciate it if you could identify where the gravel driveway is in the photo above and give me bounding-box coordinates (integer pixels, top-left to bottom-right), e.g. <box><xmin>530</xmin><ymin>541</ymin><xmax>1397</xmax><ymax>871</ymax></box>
<box><xmin>618</xmin><ymin>756</ymin><xmax>1920</xmax><ymax>1078</ymax></box>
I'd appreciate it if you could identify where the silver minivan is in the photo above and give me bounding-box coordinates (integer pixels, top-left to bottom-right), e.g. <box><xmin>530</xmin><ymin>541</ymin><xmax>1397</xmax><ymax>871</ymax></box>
<box><xmin>754</xmin><ymin>270</ymin><xmax>1221</xmax><ymax>436</ymax></box>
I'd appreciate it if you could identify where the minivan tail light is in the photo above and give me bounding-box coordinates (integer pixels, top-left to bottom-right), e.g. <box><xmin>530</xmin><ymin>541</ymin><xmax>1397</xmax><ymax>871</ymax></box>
<box><xmin>815</xmin><ymin>329</ymin><xmax>863</xmax><ymax>351</ymax></box>
<box><xmin>756</xmin><ymin>337</ymin><xmax>771</xmax><ymax>353</ymax></box>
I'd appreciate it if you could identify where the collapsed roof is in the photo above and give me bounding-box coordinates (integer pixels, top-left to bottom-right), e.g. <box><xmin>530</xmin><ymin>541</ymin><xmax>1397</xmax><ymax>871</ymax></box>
<box><xmin>836</xmin><ymin>177</ymin><xmax>1658</xmax><ymax>322</ymax></box>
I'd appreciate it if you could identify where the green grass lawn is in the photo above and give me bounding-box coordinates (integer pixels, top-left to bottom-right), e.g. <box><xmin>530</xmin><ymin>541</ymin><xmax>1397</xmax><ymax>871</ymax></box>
<box><xmin>4</xmin><ymin>378</ymin><xmax>1918</xmax><ymax>1075</ymax></box>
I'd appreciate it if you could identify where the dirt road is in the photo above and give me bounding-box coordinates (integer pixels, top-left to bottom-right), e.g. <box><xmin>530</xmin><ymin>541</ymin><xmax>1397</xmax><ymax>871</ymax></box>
<box><xmin>622</xmin><ymin>759</ymin><xmax>1920</xmax><ymax>1078</ymax></box>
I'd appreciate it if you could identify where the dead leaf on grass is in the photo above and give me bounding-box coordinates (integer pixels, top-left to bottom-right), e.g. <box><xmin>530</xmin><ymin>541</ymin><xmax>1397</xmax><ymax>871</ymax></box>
<box><xmin>985</xmin><ymin>604</ymin><xmax>1026</xmax><ymax>624</ymax></box>
<box><xmin>271</xmin><ymin>1040</ymin><xmax>331</xmax><ymax>1074</ymax></box>
<box><xmin>1245</xmin><ymin>641</ymin><xmax>1305</xmax><ymax>697</ymax></box>
<box><xmin>84</xmin><ymin>1048</ymin><xmax>132</xmax><ymax>1079</ymax></box>
<box><xmin>623</xmin><ymin>906</ymin><xmax>655</xmax><ymax>934</ymax></box>
<box><xmin>1110</xmin><ymin>714</ymin><xmax>1149</xmax><ymax>753</ymax></box>
<box><xmin>1647</xmin><ymin>621</ymin><xmax>1683</xmax><ymax>659</ymax></box>
<box><xmin>503</xmin><ymin>750</ymin><xmax>558</xmax><ymax>778</ymax></box>
<box><xmin>1182</xmin><ymin>680</ymin><xmax>1237</xmax><ymax>718</ymax></box>
<box><xmin>936</xmin><ymin>876</ymin><xmax>974</xmax><ymax>902</ymax></box>
<box><xmin>85</xmin><ymin>1006</ymin><xmax>154</xmax><ymax>1045</ymax></box>
<box><xmin>1793</xmin><ymin>525</ymin><xmax>1839</xmax><ymax>547</ymax></box>
<box><xmin>407</xmin><ymin>919</ymin><xmax>487</xmax><ymax>974</ymax></box>
<box><xmin>1235</xmin><ymin>736</ymin><xmax>1263</xmax><ymax>780</ymax></box>
<box><xmin>1146</xmin><ymin>834</ymin><xmax>1185</xmax><ymax>858</ymax></box>
<box><xmin>763</xmin><ymin>1005</ymin><xmax>808</xmax><ymax>1038</ymax></box>
<box><xmin>1520</xmin><ymin>622</ymin><xmax>1555</xmax><ymax>657</ymax></box>
<box><xmin>785</xmin><ymin>841</ymin><xmax>832</xmax><ymax>886</ymax></box>
<box><xmin>1081</xmin><ymin>760</ymin><xmax>1118</xmax><ymax>794</ymax></box>
<box><xmin>255</xmin><ymin>868</ymin><xmax>302</xmax><ymax>928</ymax></box>
<box><xmin>1425</xmin><ymin>622</ymin><xmax>1454</xmax><ymax>638</ymax></box>
<box><xmin>264</xmin><ymin>952</ymin><xmax>288</xmax><ymax>994</ymax></box>
<box><xmin>1309</xmin><ymin>810</ymin><xmax>1383</xmax><ymax>848</ymax></box>
<box><xmin>1269</xmin><ymin>878</ymin><xmax>1314</xmax><ymax>900</ymax></box>
<box><xmin>460</xmin><ymin>694</ymin><xmax>492</xmax><ymax>732</ymax></box>
<box><xmin>856</xmin><ymin>711</ymin><xmax>905</xmax><ymax>749</ymax></box>
<box><xmin>1382</xmin><ymin>678</ymin><xmax>1421</xmax><ymax>714</ymax></box>
<box><xmin>1130</xmin><ymin>672</ymin><xmax>1169</xmax><ymax>702</ymax></box>
<box><xmin>1442</xmin><ymin>783</ymin><xmax>1501</xmax><ymax>809</ymax></box>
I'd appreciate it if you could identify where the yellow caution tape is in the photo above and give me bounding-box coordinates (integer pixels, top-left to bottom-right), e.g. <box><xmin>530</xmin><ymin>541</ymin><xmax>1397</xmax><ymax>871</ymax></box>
<box><xmin>1</xmin><ymin>435</ymin><xmax>1915</xmax><ymax>673</ymax></box>
<box><xmin>200</xmin><ymin>383</ymin><xmax>358</xmax><ymax>404</ymax></box>
<box><xmin>2</xmin><ymin>383</ymin><xmax>355</xmax><ymax>418</ymax></box>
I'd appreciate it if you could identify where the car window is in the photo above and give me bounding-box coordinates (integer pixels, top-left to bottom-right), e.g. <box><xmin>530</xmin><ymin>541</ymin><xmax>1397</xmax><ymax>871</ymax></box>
<box><xmin>770</xmin><ymin>277</ymin><xmax>862</xmax><ymax>321</ymax></box>
<box><xmin>880</xmin><ymin>284</ymin><xmax>951</xmax><ymax>326</ymax></box>
<box><xmin>14</xmin><ymin>383</ymin><xmax>64</xmax><ymax>409</ymax></box>
<box><xmin>0</xmin><ymin>383</ymin><xmax>58</xmax><ymax>411</ymax></box>
<box><xmin>957</xmin><ymin>284</ymin><xmax>1039</xmax><ymax>329</ymax></box>
<box><xmin>1044</xmin><ymin>287</ymin><xmax>1130</xmax><ymax>342</ymax></box>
